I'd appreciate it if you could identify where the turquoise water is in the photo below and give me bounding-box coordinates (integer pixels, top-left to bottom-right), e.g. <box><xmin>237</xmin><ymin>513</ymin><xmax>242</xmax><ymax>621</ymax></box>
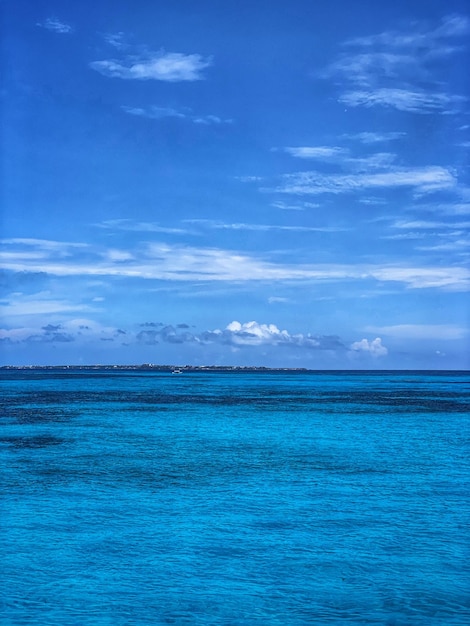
<box><xmin>1</xmin><ymin>369</ymin><xmax>469</xmax><ymax>625</ymax></box>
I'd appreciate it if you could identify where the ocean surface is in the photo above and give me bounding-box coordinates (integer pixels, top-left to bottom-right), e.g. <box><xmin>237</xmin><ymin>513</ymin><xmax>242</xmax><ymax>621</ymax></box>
<box><xmin>1</xmin><ymin>369</ymin><xmax>469</xmax><ymax>625</ymax></box>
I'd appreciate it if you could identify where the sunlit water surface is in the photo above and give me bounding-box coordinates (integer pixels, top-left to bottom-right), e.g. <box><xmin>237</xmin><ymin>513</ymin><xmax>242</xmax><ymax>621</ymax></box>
<box><xmin>1</xmin><ymin>369</ymin><xmax>469</xmax><ymax>625</ymax></box>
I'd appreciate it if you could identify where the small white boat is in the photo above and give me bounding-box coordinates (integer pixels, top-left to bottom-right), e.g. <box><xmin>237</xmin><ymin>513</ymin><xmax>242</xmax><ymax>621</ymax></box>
<box><xmin>171</xmin><ymin>368</ymin><xmax>183</xmax><ymax>374</ymax></box>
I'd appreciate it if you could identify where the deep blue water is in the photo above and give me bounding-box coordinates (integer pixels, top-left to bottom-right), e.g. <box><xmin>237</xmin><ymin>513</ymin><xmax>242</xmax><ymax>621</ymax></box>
<box><xmin>1</xmin><ymin>369</ymin><xmax>469</xmax><ymax>625</ymax></box>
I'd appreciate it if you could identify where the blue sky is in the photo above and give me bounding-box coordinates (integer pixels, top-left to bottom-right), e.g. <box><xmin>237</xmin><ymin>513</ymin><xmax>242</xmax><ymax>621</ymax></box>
<box><xmin>1</xmin><ymin>0</ymin><xmax>469</xmax><ymax>368</ymax></box>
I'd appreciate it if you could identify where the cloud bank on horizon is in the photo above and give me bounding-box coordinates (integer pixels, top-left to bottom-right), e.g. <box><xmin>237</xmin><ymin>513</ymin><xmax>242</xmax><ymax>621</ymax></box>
<box><xmin>2</xmin><ymin>2</ymin><xmax>469</xmax><ymax>368</ymax></box>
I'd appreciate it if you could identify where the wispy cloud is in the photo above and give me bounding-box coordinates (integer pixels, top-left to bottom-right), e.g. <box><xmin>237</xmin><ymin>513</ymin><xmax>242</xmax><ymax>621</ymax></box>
<box><xmin>37</xmin><ymin>17</ymin><xmax>73</xmax><ymax>34</ymax></box>
<box><xmin>271</xmin><ymin>201</ymin><xmax>320</xmax><ymax>211</ymax></box>
<box><xmin>268</xmin><ymin>296</ymin><xmax>290</xmax><ymax>304</ymax></box>
<box><xmin>276</xmin><ymin>166</ymin><xmax>456</xmax><ymax>195</ymax></box>
<box><xmin>284</xmin><ymin>146</ymin><xmax>348</xmax><ymax>159</ymax></box>
<box><xmin>407</xmin><ymin>202</ymin><xmax>470</xmax><ymax>216</ymax></box>
<box><xmin>97</xmin><ymin>219</ymin><xmax>190</xmax><ymax>235</ymax></box>
<box><xmin>283</xmin><ymin>145</ymin><xmax>396</xmax><ymax>170</ymax></box>
<box><xmin>340</xmin><ymin>88</ymin><xmax>466</xmax><ymax>114</ymax></box>
<box><xmin>90</xmin><ymin>51</ymin><xmax>212</xmax><ymax>81</ymax></box>
<box><xmin>345</xmin><ymin>14</ymin><xmax>469</xmax><ymax>49</ymax></box>
<box><xmin>364</xmin><ymin>324</ymin><xmax>467</xmax><ymax>339</ymax></box>
<box><xmin>1</xmin><ymin>238</ymin><xmax>89</xmax><ymax>258</ymax></box>
<box><xmin>416</xmin><ymin>238</ymin><xmax>470</xmax><ymax>253</ymax></box>
<box><xmin>121</xmin><ymin>106</ymin><xmax>232</xmax><ymax>125</ymax></box>
<box><xmin>103</xmin><ymin>32</ymin><xmax>128</xmax><ymax>50</ymax></box>
<box><xmin>343</xmin><ymin>131</ymin><xmax>406</xmax><ymax>144</ymax></box>
<box><xmin>185</xmin><ymin>219</ymin><xmax>345</xmax><ymax>233</ymax></box>
<box><xmin>391</xmin><ymin>219</ymin><xmax>470</xmax><ymax>230</ymax></box>
<box><xmin>1</xmin><ymin>238</ymin><xmax>468</xmax><ymax>291</ymax></box>
<box><xmin>325</xmin><ymin>14</ymin><xmax>469</xmax><ymax>114</ymax></box>
<box><xmin>0</xmin><ymin>292</ymin><xmax>98</xmax><ymax>318</ymax></box>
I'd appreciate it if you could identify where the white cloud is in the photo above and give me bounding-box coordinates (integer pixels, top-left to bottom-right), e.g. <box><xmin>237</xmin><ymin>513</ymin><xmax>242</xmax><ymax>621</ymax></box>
<box><xmin>326</xmin><ymin>15</ymin><xmax>469</xmax><ymax>114</ymax></box>
<box><xmin>1</xmin><ymin>318</ymin><xmax>125</xmax><ymax>345</ymax></box>
<box><xmin>103</xmin><ymin>32</ymin><xmax>127</xmax><ymax>50</ymax></box>
<box><xmin>186</xmin><ymin>219</ymin><xmax>345</xmax><ymax>233</ymax></box>
<box><xmin>1</xmin><ymin>238</ymin><xmax>88</xmax><ymax>254</ymax></box>
<box><xmin>343</xmin><ymin>131</ymin><xmax>405</xmax><ymax>144</ymax></box>
<box><xmin>121</xmin><ymin>105</ymin><xmax>231</xmax><ymax>124</ymax></box>
<box><xmin>90</xmin><ymin>52</ymin><xmax>211</xmax><ymax>81</ymax></box>
<box><xmin>122</xmin><ymin>106</ymin><xmax>187</xmax><ymax>120</ymax></box>
<box><xmin>346</xmin><ymin>14</ymin><xmax>469</xmax><ymax>49</ymax></box>
<box><xmin>329</xmin><ymin>51</ymin><xmax>420</xmax><ymax>87</ymax></box>
<box><xmin>103</xmin><ymin>249</ymin><xmax>135</xmax><ymax>262</ymax></box>
<box><xmin>392</xmin><ymin>219</ymin><xmax>470</xmax><ymax>229</ymax></box>
<box><xmin>416</xmin><ymin>239</ymin><xmax>470</xmax><ymax>253</ymax></box>
<box><xmin>268</xmin><ymin>296</ymin><xmax>289</xmax><ymax>304</ymax></box>
<box><xmin>203</xmin><ymin>321</ymin><xmax>344</xmax><ymax>351</ymax></box>
<box><xmin>193</xmin><ymin>114</ymin><xmax>232</xmax><ymax>125</ymax></box>
<box><xmin>236</xmin><ymin>176</ymin><xmax>264</xmax><ymax>183</ymax></box>
<box><xmin>224</xmin><ymin>321</ymin><xmax>291</xmax><ymax>346</ymax></box>
<box><xmin>0</xmin><ymin>293</ymin><xmax>98</xmax><ymax>318</ymax></box>
<box><xmin>349</xmin><ymin>337</ymin><xmax>388</xmax><ymax>357</ymax></box>
<box><xmin>271</xmin><ymin>201</ymin><xmax>305</xmax><ymax>211</ymax></box>
<box><xmin>408</xmin><ymin>202</ymin><xmax>470</xmax><ymax>216</ymax></box>
<box><xmin>37</xmin><ymin>18</ymin><xmax>72</xmax><ymax>34</ymax></box>
<box><xmin>284</xmin><ymin>146</ymin><xmax>396</xmax><ymax>171</ymax></box>
<box><xmin>133</xmin><ymin>320</ymin><xmax>346</xmax><ymax>351</ymax></box>
<box><xmin>340</xmin><ymin>88</ymin><xmax>466</xmax><ymax>114</ymax></box>
<box><xmin>370</xmin><ymin>266</ymin><xmax>469</xmax><ymax>290</ymax></box>
<box><xmin>364</xmin><ymin>324</ymin><xmax>467</xmax><ymax>340</ymax></box>
<box><xmin>284</xmin><ymin>146</ymin><xmax>348</xmax><ymax>159</ymax></box>
<box><xmin>97</xmin><ymin>219</ymin><xmax>189</xmax><ymax>235</ymax></box>
<box><xmin>381</xmin><ymin>232</ymin><xmax>427</xmax><ymax>241</ymax></box>
<box><xmin>1</xmin><ymin>240</ymin><xmax>469</xmax><ymax>291</ymax></box>
<box><xmin>271</xmin><ymin>201</ymin><xmax>321</xmax><ymax>211</ymax></box>
<box><xmin>277</xmin><ymin>166</ymin><xmax>456</xmax><ymax>195</ymax></box>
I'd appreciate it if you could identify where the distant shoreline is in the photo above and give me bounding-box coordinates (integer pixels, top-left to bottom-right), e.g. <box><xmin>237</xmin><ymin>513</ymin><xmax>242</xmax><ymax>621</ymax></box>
<box><xmin>1</xmin><ymin>365</ymin><xmax>468</xmax><ymax>373</ymax></box>
<box><xmin>0</xmin><ymin>364</ymin><xmax>308</xmax><ymax>372</ymax></box>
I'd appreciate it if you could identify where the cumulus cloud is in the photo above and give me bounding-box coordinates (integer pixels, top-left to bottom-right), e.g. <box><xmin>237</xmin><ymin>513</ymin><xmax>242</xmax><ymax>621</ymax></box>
<box><xmin>134</xmin><ymin>320</ymin><xmax>346</xmax><ymax>351</ymax></box>
<box><xmin>223</xmin><ymin>321</ymin><xmax>291</xmax><ymax>346</ymax></box>
<box><xmin>90</xmin><ymin>52</ymin><xmax>212</xmax><ymax>81</ymax></box>
<box><xmin>349</xmin><ymin>337</ymin><xmax>388</xmax><ymax>357</ymax></box>
<box><xmin>1</xmin><ymin>317</ymin><xmax>379</xmax><ymax>361</ymax></box>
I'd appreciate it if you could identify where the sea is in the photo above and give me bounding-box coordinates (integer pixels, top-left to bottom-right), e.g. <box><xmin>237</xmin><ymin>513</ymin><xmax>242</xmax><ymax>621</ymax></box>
<box><xmin>1</xmin><ymin>368</ymin><xmax>469</xmax><ymax>625</ymax></box>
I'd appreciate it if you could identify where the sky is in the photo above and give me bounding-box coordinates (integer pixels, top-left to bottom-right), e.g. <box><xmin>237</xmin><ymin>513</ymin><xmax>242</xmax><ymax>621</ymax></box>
<box><xmin>1</xmin><ymin>0</ymin><xmax>469</xmax><ymax>369</ymax></box>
